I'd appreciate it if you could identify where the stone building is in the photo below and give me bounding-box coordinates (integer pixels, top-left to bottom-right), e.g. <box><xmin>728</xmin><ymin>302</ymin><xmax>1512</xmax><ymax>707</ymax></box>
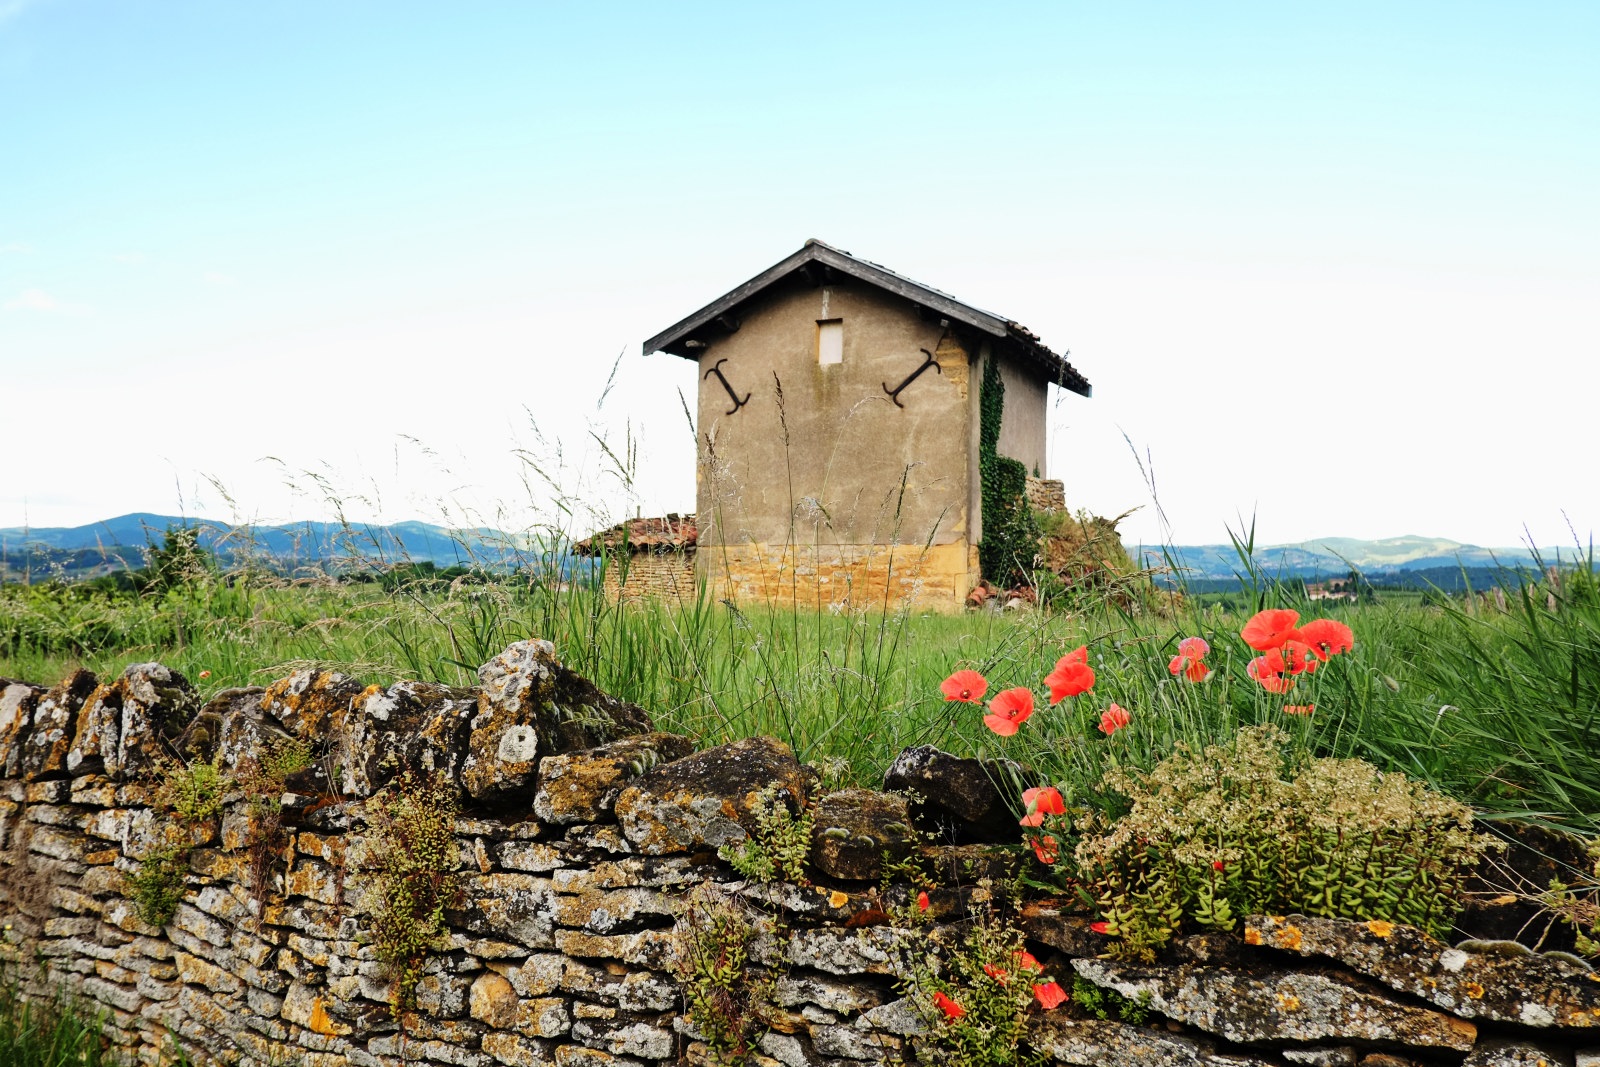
<box><xmin>572</xmin><ymin>514</ymin><xmax>698</xmax><ymax>603</ymax></box>
<box><xmin>643</xmin><ymin>239</ymin><xmax>1091</xmax><ymax>611</ymax></box>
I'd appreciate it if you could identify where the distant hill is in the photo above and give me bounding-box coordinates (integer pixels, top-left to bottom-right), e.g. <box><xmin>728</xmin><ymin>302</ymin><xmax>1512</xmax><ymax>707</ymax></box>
<box><xmin>1136</xmin><ymin>534</ymin><xmax>1591</xmax><ymax>588</ymax></box>
<box><xmin>0</xmin><ymin>513</ymin><xmax>554</xmax><ymax>582</ymax></box>
<box><xmin>2</xmin><ymin>517</ymin><xmax>1590</xmax><ymax>588</ymax></box>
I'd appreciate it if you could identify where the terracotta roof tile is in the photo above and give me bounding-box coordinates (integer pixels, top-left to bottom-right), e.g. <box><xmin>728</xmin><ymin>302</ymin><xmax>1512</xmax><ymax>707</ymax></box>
<box><xmin>573</xmin><ymin>514</ymin><xmax>697</xmax><ymax>556</ymax></box>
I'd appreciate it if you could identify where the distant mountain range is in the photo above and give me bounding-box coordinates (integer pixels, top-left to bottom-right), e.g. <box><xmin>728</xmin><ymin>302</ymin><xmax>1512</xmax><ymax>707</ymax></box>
<box><xmin>1135</xmin><ymin>535</ymin><xmax>1591</xmax><ymax>592</ymax></box>
<box><xmin>0</xmin><ymin>515</ymin><xmax>1589</xmax><ymax>587</ymax></box>
<box><xmin>1136</xmin><ymin>535</ymin><xmax>1578</xmax><ymax>577</ymax></box>
<box><xmin>0</xmin><ymin>513</ymin><xmax>546</xmax><ymax>581</ymax></box>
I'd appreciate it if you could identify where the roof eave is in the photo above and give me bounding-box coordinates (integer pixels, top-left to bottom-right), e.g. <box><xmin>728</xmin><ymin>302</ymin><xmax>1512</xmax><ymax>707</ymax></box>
<box><xmin>643</xmin><ymin>241</ymin><xmax>1014</xmax><ymax>359</ymax></box>
<box><xmin>643</xmin><ymin>240</ymin><xmax>1093</xmax><ymax>397</ymax></box>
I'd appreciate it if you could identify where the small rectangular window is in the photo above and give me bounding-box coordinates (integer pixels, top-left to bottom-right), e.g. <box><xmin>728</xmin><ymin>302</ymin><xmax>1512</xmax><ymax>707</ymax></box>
<box><xmin>817</xmin><ymin>319</ymin><xmax>843</xmax><ymax>366</ymax></box>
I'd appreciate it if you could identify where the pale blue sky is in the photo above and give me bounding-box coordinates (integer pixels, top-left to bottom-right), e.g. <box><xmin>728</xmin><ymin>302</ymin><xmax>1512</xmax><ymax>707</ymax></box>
<box><xmin>3</xmin><ymin>2</ymin><xmax>1596</xmax><ymax>547</ymax></box>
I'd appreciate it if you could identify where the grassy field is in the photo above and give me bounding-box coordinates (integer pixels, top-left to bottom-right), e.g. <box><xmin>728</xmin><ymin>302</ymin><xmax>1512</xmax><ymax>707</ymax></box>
<box><xmin>2</xmin><ymin>557</ymin><xmax>1597</xmax><ymax>835</ymax></box>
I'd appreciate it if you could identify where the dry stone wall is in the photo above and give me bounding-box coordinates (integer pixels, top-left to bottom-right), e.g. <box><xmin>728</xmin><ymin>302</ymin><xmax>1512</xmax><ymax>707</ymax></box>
<box><xmin>0</xmin><ymin>643</ymin><xmax>1596</xmax><ymax>1067</ymax></box>
<box><xmin>602</xmin><ymin>551</ymin><xmax>698</xmax><ymax>605</ymax></box>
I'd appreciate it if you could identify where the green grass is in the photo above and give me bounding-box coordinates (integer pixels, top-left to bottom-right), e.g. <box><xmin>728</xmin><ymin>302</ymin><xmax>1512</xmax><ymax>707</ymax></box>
<box><xmin>0</xmin><ymin>971</ymin><xmax>132</xmax><ymax>1067</ymax></box>
<box><xmin>2</xmin><ymin>552</ymin><xmax>1596</xmax><ymax>834</ymax></box>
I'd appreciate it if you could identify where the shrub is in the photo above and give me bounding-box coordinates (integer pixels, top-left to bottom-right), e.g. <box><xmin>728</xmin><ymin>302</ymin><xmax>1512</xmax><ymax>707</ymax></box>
<box><xmin>1074</xmin><ymin>724</ymin><xmax>1495</xmax><ymax>959</ymax></box>
<box><xmin>719</xmin><ymin>786</ymin><xmax>813</xmax><ymax>886</ymax></box>
<box><xmin>900</xmin><ymin>907</ymin><xmax>1060</xmax><ymax>1067</ymax></box>
<box><xmin>1542</xmin><ymin>836</ymin><xmax>1600</xmax><ymax>958</ymax></box>
<box><xmin>159</xmin><ymin>758</ymin><xmax>227</xmax><ymax>824</ymax></box>
<box><xmin>672</xmin><ymin>888</ymin><xmax>781</xmax><ymax>1066</ymax></box>
<box><xmin>127</xmin><ymin>843</ymin><xmax>189</xmax><ymax>928</ymax></box>
<box><xmin>360</xmin><ymin>770</ymin><xmax>461</xmax><ymax>1017</ymax></box>
<box><xmin>234</xmin><ymin>737</ymin><xmax>313</xmax><ymax>906</ymax></box>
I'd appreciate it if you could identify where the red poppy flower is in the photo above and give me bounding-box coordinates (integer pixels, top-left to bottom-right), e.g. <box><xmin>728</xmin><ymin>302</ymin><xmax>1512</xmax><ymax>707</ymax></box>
<box><xmin>1029</xmin><ymin>835</ymin><xmax>1059</xmax><ymax>864</ymax></box>
<box><xmin>983</xmin><ymin>687</ymin><xmax>1035</xmax><ymax>736</ymax></box>
<box><xmin>1015</xmin><ymin>951</ymin><xmax>1043</xmax><ymax>973</ymax></box>
<box><xmin>1090</xmin><ymin>920</ymin><xmax>1112</xmax><ymax>935</ymax></box>
<box><xmin>983</xmin><ymin>962</ymin><xmax>1008</xmax><ymax>983</ymax></box>
<box><xmin>1247</xmin><ymin>652</ymin><xmax>1294</xmax><ymax>693</ymax></box>
<box><xmin>1281</xmin><ymin>640</ymin><xmax>1320</xmax><ymax>675</ymax></box>
<box><xmin>1241</xmin><ymin>609</ymin><xmax>1302</xmax><ymax>651</ymax></box>
<box><xmin>933</xmin><ymin>991</ymin><xmax>965</xmax><ymax>1020</ymax></box>
<box><xmin>940</xmin><ymin>669</ymin><xmax>989</xmax><ymax>704</ymax></box>
<box><xmin>1033</xmin><ymin>981</ymin><xmax>1068</xmax><ymax>1010</ymax></box>
<box><xmin>1044</xmin><ymin>657</ymin><xmax>1095</xmax><ymax>704</ymax></box>
<box><xmin>1212</xmin><ymin>860</ymin><xmax>1226</xmax><ymax>871</ymax></box>
<box><xmin>1098</xmin><ymin>703</ymin><xmax>1131</xmax><ymax>736</ymax></box>
<box><xmin>917</xmin><ymin>890</ymin><xmax>930</xmax><ymax>911</ymax></box>
<box><xmin>1061</xmin><ymin>645</ymin><xmax>1089</xmax><ymax>666</ymax></box>
<box><xmin>1019</xmin><ymin>786</ymin><xmax>1066</xmax><ymax>826</ymax></box>
<box><xmin>1283</xmin><ymin>703</ymin><xmax>1316</xmax><ymax>716</ymax></box>
<box><xmin>1168</xmin><ymin>655</ymin><xmax>1210</xmax><ymax>683</ymax></box>
<box><xmin>1177</xmin><ymin>636</ymin><xmax>1210</xmax><ymax>660</ymax></box>
<box><xmin>1299</xmin><ymin>619</ymin><xmax>1354</xmax><ymax>660</ymax></box>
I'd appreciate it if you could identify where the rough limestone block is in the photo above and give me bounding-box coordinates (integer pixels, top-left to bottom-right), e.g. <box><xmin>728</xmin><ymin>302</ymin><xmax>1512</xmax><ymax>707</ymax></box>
<box><xmin>1019</xmin><ymin>901</ymin><xmax>1114</xmax><ymax>958</ymax></box>
<box><xmin>1030</xmin><ymin>1016</ymin><xmax>1282</xmax><ymax>1066</ymax></box>
<box><xmin>553</xmin><ymin>928</ymin><xmax>677</xmax><ymax>970</ymax></box>
<box><xmin>1247</xmin><ymin>914</ymin><xmax>1600</xmax><ymax>1030</ymax></box>
<box><xmin>463</xmin><ymin>640</ymin><xmax>653</xmax><ymax>802</ymax></box>
<box><xmin>551</xmin><ymin>855</ymin><xmax>716</xmax><ymax>893</ymax></box>
<box><xmin>0</xmin><ymin>681</ymin><xmax>43</xmax><ymax>777</ymax></box>
<box><xmin>23</xmin><ymin>669</ymin><xmax>98</xmax><ymax>779</ymax></box>
<box><xmin>612</xmin><ymin>736</ymin><xmax>809</xmax><ymax>855</ymax></box>
<box><xmin>481</xmin><ymin>1030</ymin><xmax>554</xmax><ymax>1067</ymax></box>
<box><xmin>214</xmin><ymin>693</ymin><xmax>294</xmax><ymax>776</ymax></box>
<box><xmin>1282</xmin><ymin>1048</ymin><xmax>1358</xmax><ymax>1066</ymax></box>
<box><xmin>469</xmin><ymin>972</ymin><xmax>520</xmax><ymax>1029</ymax></box>
<box><xmin>515</xmin><ymin>997</ymin><xmax>572</xmax><ymax>1039</ymax></box>
<box><xmin>1072</xmin><ymin>958</ymin><xmax>1478</xmax><ymax>1052</ymax></box>
<box><xmin>774</xmin><ymin>974</ymin><xmax>888</xmax><ymax>1016</ymax></box>
<box><xmin>568</xmin><ymin>1020</ymin><xmax>673</xmax><ymax>1060</ymax></box>
<box><xmin>812</xmin><ymin>1022</ymin><xmax>898</xmax><ymax>1061</ymax></box>
<box><xmin>1462</xmin><ymin>1039</ymin><xmax>1576</xmax><ymax>1067</ymax></box>
<box><xmin>337</xmin><ymin>679</ymin><xmax>478</xmax><ymax>797</ymax></box>
<box><xmin>881</xmin><ymin>743</ymin><xmax>1029</xmax><ymax>843</ymax></box>
<box><xmin>114</xmin><ymin>662</ymin><xmax>200</xmax><ymax>777</ymax></box>
<box><xmin>532</xmin><ymin>733</ymin><xmax>695</xmax><ymax>826</ymax></box>
<box><xmin>808</xmin><ymin>788</ymin><xmax>916</xmax><ymax>882</ymax></box>
<box><xmin>71</xmin><ymin>665</ymin><xmax>200</xmax><ymax>780</ymax></box>
<box><xmin>780</xmin><ymin>928</ymin><xmax>920</xmax><ymax>978</ymax></box>
<box><xmin>261</xmin><ymin>668</ymin><xmax>366</xmax><ymax>743</ymax></box>
<box><xmin>458</xmin><ymin>872</ymin><xmax>557</xmax><ymax>948</ymax></box>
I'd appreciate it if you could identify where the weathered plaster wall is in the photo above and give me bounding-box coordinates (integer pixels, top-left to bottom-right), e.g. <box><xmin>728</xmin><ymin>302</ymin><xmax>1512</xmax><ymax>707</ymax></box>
<box><xmin>994</xmin><ymin>355</ymin><xmax>1047</xmax><ymax>479</ymax></box>
<box><xmin>694</xmin><ymin>275</ymin><xmax>974</xmax><ymax>552</ymax></box>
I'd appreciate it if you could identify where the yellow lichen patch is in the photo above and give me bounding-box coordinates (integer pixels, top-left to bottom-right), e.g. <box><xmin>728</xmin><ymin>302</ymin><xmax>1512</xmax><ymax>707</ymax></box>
<box><xmin>307</xmin><ymin>997</ymin><xmax>340</xmax><ymax>1036</ymax></box>
<box><xmin>1366</xmin><ymin>920</ymin><xmax>1395</xmax><ymax>938</ymax></box>
<box><xmin>1244</xmin><ymin>928</ymin><xmax>1264</xmax><ymax>946</ymax></box>
<box><xmin>1276</xmin><ymin>992</ymin><xmax>1302</xmax><ymax>1012</ymax></box>
<box><xmin>1277</xmin><ymin>925</ymin><xmax>1303</xmax><ymax>951</ymax></box>
<box><xmin>1462</xmin><ymin>981</ymin><xmax>1484</xmax><ymax>999</ymax></box>
<box><xmin>828</xmin><ymin>890</ymin><xmax>849</xmax><ymax>908</ymax></box>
